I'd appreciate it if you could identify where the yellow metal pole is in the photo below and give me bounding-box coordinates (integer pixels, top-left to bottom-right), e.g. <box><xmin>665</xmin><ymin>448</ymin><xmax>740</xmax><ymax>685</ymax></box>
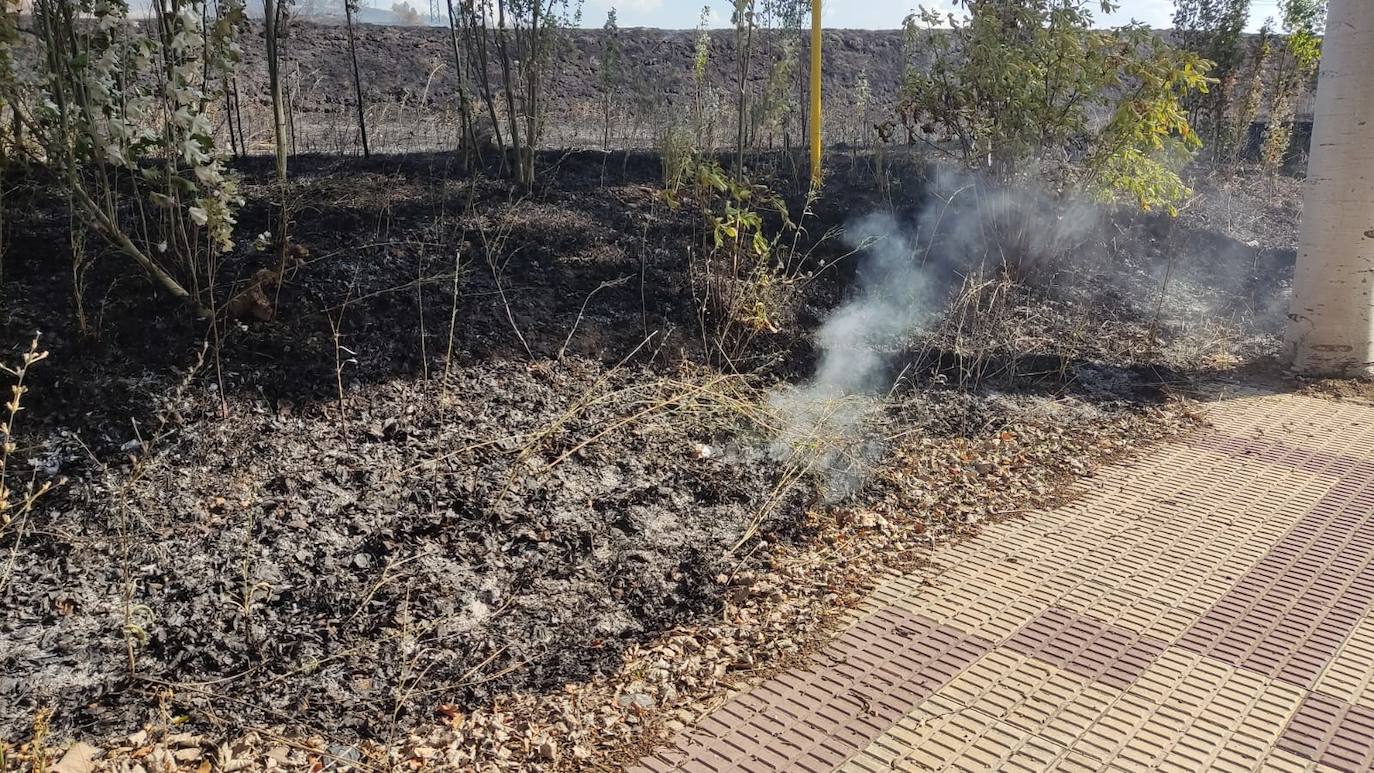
<box><xmin>810</xmin><ymin>0</ymin><xmax>822</xmax><ymax>188</ymax></box>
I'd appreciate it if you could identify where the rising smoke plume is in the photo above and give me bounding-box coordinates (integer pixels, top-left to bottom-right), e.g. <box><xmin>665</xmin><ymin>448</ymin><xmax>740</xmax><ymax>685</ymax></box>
<box><xmin>766</xmin><ymin>210</ymin><xmax>928</xmax><ymax>500</ymax></box>
<box><xmin>769</xmin><ymin>172</ymin><xmax>1104</xmax><ymax>499</ymax></box>
<box><xmin>769</xmin><ymin>165</ymin><xmax>1299</xmax><ymax>501</ymax></box>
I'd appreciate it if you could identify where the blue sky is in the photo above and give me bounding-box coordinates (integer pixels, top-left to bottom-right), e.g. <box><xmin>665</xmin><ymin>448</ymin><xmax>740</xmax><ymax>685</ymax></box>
<box><xmin>578</xmin><ymin>0</ymin><xmax>1284</xmax><ymax>31</ymax></box>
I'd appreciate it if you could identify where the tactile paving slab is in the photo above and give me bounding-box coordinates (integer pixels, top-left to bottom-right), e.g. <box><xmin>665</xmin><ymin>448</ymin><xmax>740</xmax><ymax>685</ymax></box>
<box><xmin>635</xmin><ymin>391</ymin><xmax>1374</xmax><ymax>772</ymax></box>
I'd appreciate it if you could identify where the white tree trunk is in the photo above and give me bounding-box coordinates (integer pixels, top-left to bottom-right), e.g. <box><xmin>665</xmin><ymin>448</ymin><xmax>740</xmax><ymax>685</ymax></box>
<box><xmin>1285</xmin><ymin>0</ymin><xmax>1374</xmax><ymax>378</ymax></box>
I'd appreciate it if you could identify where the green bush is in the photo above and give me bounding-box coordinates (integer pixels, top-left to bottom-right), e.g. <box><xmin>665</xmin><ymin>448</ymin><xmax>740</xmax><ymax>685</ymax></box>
<box><xmin>897</xmin><ymin>0</ymin><xmax>1211</xmax><ymax>215</ymax></box>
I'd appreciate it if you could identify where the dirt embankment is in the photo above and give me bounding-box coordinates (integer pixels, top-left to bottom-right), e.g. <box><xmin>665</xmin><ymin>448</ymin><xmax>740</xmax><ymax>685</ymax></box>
<box><xmin>225</xmin><ymin>21</ymin><xmax>905</xmax><ymax>149</ymax></box>
<box><xmin>10</xmin><ymin>17</ymin><xmax>1311</xmax><ymax>155</ymax></box>
<box><xmin>228</xmin><ymin>21</ymin><xmax>1316</xmax><ymax>152</ymax></box>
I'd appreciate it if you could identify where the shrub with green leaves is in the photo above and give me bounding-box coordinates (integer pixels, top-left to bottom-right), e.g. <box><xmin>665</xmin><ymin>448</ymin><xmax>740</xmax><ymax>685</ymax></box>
<box><xmin>599</xmin><ymin>7</ymin><xmax>621</xmax><ymax>150</ymax></box>
<box><xmin>1259</xmin><ymin>0</ymin><xmax>1324</xmax><ymax>172</ymax></box>
<box><xmin>1173</xmin><ymin>0</ymin><xmax>1250</xmax><ymax>165</ymax></box>
<box><xmin>1234</xmin><ymin>21</ymin><xmax>1272</xmax><ymax>161</ymax></box>
<box><xmin>1</xmin><ymin>338</ymin><xmax>52</xmax><ymax>532</ymax></box>
<box><xmin>668</xmin><ymin>158</ymin><xmax>801</xmax><ymax>355</ymax></box>
<box><xmin>897</xmin><ymin>0</ymin><xmax>1211</xmax><ymax>216</ymax></box>
<box><xmin>690</xmin><ymin>7</ymin><xmax>718</xmax><ymax>153</ymax></box>
<box><xmin>1</xmin><ymin>0</ymin><xmax>246</xmax><ymax>311</ymax></box>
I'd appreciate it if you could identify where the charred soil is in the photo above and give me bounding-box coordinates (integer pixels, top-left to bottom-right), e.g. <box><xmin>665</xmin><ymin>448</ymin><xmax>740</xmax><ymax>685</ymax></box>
<box><xmin>0</xmin><ymin>151</ymin><xmax>1301</xmax><ymax>756</ymax></box>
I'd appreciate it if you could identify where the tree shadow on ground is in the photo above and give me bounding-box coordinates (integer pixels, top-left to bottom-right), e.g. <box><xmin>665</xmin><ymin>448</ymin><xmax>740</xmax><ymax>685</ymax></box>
<box><xmin>3</xmin><ymin>150</ymin><xmax>738</xmax><ymax>454</ymax></box>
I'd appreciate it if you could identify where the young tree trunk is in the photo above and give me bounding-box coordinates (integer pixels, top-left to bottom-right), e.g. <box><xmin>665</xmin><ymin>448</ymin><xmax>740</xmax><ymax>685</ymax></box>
<box><xmin>467</xmin><ymin>2</ymin><xmax>507</xmax><ymax>173</ymax></box>
<box><xmin>445</xmin><ymin>0</ymin><xmax>477</xmax><ymax>164</ymax></box>
<box><xmin>231</xmin><ymin>75</ymin><xmax>247</xmax><ymax>154</ymax></box>
<box><xmin>223</xmin><ymin>85</ymin><xmax>239</xmax><ymax>156</ymax></box>
<box><xmin>520</xmin><ymin>0</ymin><xmax>545</xmax><ymax>185</ymax></box>
<box><xmin>809</xmin><ymin>0</ymin><xmax>821</xmax><ymax>188</ymax></box>
<box><xmin>9</xmin><ymin>108</ymin><xmax>20</xmax><ymax>158</ymax></box>
<box><xmin>494</xmin><ymin>0</ymin><xmax>525</xmax><ymax>186</ymax></box>
<box><xmin>1284</xmin><ymin>0</ymin><xmax>1374</xmax><ymax>377</ymax></box>
<box><xmin>344</xmin><ymin>0</ymin><xmax>370</xmax><ymax>158</ymax></box>
<box><xmin>263</xmin><ymin>0</ymin><xmax>288</xmax><ymax>183</ymax></box>
<box><xmin>797</xmin><ymin>22</ymin><xmax>807</xmax><ymax>148</ymax></box>
<box><xmin>602</xmin><ymin>90</ymin><xmax>611</xmax><ymax>152</ymax></box>
<box><xmin>286</xmin><ymin>70</ymin><xmax>298</xmax><ymax>156</ymax></box>
<box><xmin>734</xmin><ymin>1</ymin><xmax>755</xmax><ymax>182</ymax></box>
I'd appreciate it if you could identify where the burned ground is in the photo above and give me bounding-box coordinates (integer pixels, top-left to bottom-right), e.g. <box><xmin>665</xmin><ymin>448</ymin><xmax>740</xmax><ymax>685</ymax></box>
<box><xmin>0</xmin><ymin>151</ymin><xmax>1301</xmax><ymax>755</ymax></box>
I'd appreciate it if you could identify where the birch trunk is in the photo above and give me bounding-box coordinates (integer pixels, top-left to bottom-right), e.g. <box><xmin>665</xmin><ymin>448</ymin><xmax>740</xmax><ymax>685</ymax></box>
<box><xmin>1284</xmin><ymin>0</ymin><xmax>1374</xmax><ymax>378</ymax></box>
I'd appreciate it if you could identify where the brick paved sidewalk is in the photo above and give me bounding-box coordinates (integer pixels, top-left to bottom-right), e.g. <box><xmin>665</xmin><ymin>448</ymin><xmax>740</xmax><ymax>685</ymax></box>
<box><xmin>635</xmin><ymin>390</ymin><xmax>1374</xmax><ymax>772</ymax></box>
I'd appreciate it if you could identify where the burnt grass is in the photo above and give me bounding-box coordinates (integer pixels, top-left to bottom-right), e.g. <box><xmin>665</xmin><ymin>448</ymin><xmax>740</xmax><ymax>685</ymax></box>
<box><xmin>0</xmin><ymin>150</ymin><xmax>1300</xmax><ymax>745</ymax></box>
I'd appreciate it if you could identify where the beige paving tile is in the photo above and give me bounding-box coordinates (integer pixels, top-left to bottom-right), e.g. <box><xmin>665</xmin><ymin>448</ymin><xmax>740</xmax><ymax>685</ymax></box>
<box><xmin>638</xmin><ymin>391</ymin><xmax>1374</xmax><ymax>773</ymax></box>
<box><xmin>920</xmin><ymin>649</ymin><xmax>1119</xmax><ymax>749</ymax></box>
<box><xmin>1056</xmin><ymin>456</ymin><xmax>1333</xmax><ymax>641</ymax></box>
<box><xmin>841</xmin><ymin>695</ymin><xmax>1075</xmax><ymax>773</ymax></box>
<box><xmin>1070</xmin><ymin>648</ymin><xmax>1307</xmax><ymax>771</ymax></box>
<box><xmin>883</xmin><ymin>443</ymin><xmax>1334</xmax><ymax>645</ymax></box>
<box><xmin>1259</xmin><ymin>747</ymin><xmax>1319</xmax><ymax>772</ymax></box>
<box><xmin>1207</xmin><ymin>393</ymin><xmax>1374</xmax><ymax>463</ymax></box>
<box><xmin>1313</xmin><ymin>613</ymin><xmax>1374</xmax><ymax>709</ymax></box>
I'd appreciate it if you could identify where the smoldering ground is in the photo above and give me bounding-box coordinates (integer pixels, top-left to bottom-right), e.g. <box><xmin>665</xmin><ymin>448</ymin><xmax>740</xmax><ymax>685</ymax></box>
<box><xmin>769</xmin><ymin>173</ymin><xmax>1098</xmax><ymax>495</ymax></box>
<box><xmin>767</xmin><ymin>169</ymin><xmax>1292</xmax><ymax>498</ymax></box>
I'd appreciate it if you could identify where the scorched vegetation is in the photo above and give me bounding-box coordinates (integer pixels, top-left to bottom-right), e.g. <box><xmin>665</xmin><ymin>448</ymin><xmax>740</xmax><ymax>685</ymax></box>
<box><xmin>0</xmin><ymin>0</ymin><xmax>1320</xmax><ymax>769</ymax></box>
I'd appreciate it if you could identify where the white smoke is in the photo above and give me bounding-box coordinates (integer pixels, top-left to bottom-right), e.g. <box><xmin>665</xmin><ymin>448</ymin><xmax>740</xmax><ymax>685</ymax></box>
<box><xmin>769</xmin><ymin>172</ymin><xmax>1104</xmax><ymax>499</ymax></box>
<box><xmin>767</xmin><ymin>210</ymin><xmax>943</xmax><ymax>499</ymax></box>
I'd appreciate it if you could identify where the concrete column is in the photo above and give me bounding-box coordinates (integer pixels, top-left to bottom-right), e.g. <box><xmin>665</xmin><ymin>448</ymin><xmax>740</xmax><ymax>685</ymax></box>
<box><xmin>1284</xmin><ymin>0</ymin><xmax>1374</xmax><ymax>378</ymax></box>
